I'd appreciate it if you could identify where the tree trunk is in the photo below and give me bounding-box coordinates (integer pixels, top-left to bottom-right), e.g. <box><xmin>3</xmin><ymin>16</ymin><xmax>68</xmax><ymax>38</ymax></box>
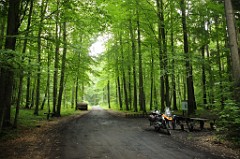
<box><xmin>30</xmin><ymin>80</ymin><xmax>36</xmax><ymax>109</ymax></box>
<box><xmin>170</xmin><ymin>14</ymin><xmax>177</xmax><ymax>111</ymax></box>
<box><xmin>0</xmin><ymin>0</ymin><xmax>21</xmax><ymax>132</ymax></box>
<box><xmin>206</xmin><ymin>48</ymin><xmax>214</xmax><ymax>108</ymax></box>
<box><xmin>115</xmin><ymin>80</ymin><xmax>118</xmax><ymax>105</ymax></box>
<box><xmin>201</xmin><ymin>46</ymin><xmax>207</xmax><ymax>107</ymax></box>
<box><xmin>14</xmin><ymin>0</ymin><xmax>34</xmax><ymax>128</ymax></box>
<box><xmin>224</xmin><ymin>0</ymin><xmax>240</xmax><ymax>103</ymax></box>
<box><xmin>160</xmin><ymin>0</ymin><xmax>170</xmax><ymax>109</ymax></box>
<box><xmin>75</xmin><ymin>77</ymin><xmax>79</xmax><ymax>109</ymax></box>
<box><xmin>34</xmin><ymin>0</ymin><xmax>48</xmax><ymax>116</ymax></box>
<box><xmin>25</xmin><ymin>55</ymin><xmax>32</xmax><ymax>109</ymax></box>
<box><xmin>153</xmin><ymin>81</ymin><xmax>158</xmax><ymax>110</ymax></box>
<box><xmin>57</xmin><ymin>21</ymin><xmax>67</xmax><ymax>117</ymax></box>
<box><xmin>0</xmin><ymin>4</ymin><xmax>7</xmax><ymax>49</ymax></box>
<box><xmin>81</xmin><ymin>82</ymin><xmax>84</xmax><ymax>101</ymax></box>
<box><xmin>150</xmin><ymin>45</ymin><xmax>154</xmax><ymax>111</ymax></box>
<box><xmin>129</xmin><ymin>19</ymin><xmax>138</xmax><ymax>112</ymax></box>
<box><xmin>180</xmin><ymin>0</ymin><xmax>196</xmax><ymax>115</ymax></box>
<box><xmin>156</xmin><ymin>0</ymin><xmax>165</xmax><ymax>112</ymax></box>
<box><xmin>128</xmin><ymin>57</ymin><xmax>132</xmax><ymax>110</ymax></box>
<box><xmin>136</xmin><ymin>0</ymin><xmax>146</xmax><ymax>112</ymax></box>
<box><xmin>120</xmin><ymin>32</ymin><xmax>129</xmax><ymax>111</ymax></box>
<box><xmin>41</xmin><ymin>84</ymin><xmax>48</xmax><ymax>110</ymax></box>
<box><xmin>53</xmin><ymin>0</ymin><xmax>60</xmax><ymax>114</ymax></box>
<box><xmin>47</xmin><ymin>40</ymin><xmax>51</xmax><ymax>114</ymax></box>
<box><xmin>107</xmin><ymin>80</ymin><xmax>111</xmax><ymax>109</ymax></box>
<box><xmin>214</xmin><ymin>17</ymin><xmax>224</xmax><ymax>109</ymax></box>
<box><xmin>117</xmin><ymin>76</ymin><xmax>123</xmax><ymax>110</ymax></box>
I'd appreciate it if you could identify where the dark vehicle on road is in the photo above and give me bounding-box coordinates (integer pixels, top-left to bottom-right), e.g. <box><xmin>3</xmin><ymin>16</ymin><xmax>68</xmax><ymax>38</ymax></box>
<box><xmin>76</xmin><ymin>102</ymin><xmax>88</xmax><ymax>110</ymax></box>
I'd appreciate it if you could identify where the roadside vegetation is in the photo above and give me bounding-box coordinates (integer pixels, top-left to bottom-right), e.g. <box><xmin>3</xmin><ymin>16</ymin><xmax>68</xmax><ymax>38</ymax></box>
<box><xmin>0</xmin><ymin>0</ymin><xmax>239</xmax><ymax>149</ymax></box>
<box><xmin>0</xmin><ymin>106</ymin><xmax>80</xmax><ymax>141</ymax></box>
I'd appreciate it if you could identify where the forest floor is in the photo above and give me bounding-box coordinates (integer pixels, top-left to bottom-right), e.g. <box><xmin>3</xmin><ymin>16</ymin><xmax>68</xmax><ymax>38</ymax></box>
<box><xmin>0</xmin><ymin>107</ymin><xmax>239</xmax><ymax>159</ymax></box>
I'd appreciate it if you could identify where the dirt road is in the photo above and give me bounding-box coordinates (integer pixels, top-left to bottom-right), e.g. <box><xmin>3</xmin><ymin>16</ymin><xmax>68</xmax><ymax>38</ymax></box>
<box><xmin>53</xmin><ymin>106</ymin><xmax>227</xmax><ymax>159</ymax></box>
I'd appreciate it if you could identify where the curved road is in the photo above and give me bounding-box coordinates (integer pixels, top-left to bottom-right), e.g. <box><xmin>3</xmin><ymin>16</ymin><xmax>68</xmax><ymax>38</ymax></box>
<box><xmin>57</xmin><ymin>106</ymin><xmax>225</xmax><ymax>159</ymax></box>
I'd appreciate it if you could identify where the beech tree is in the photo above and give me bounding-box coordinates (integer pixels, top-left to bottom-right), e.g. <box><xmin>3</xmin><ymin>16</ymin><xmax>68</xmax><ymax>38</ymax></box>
<box><xmin>0</xmin><ymin>0</ymin><xmax>239</xmax><ymax>142</ymax></box>
<box><xmin>224</xmin><ymin>0</ymin><xmax>240</xmax><ymax>103</ymax></box>
<box><xmin>0</xmin><ymin>0</ymin><xmax>21</xmax><ymax>132</ymax></box>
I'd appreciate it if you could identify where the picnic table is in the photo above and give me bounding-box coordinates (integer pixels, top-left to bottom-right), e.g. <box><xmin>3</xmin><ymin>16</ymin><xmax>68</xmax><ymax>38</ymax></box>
<box><xmin>187</xmin><ymin>117</ymin><xmax>208</xmax><ymax>131</ymax></box>
<box><xmin>174</xmin><ymin>116</ymin><xmax>216</xmax><ymax>131</ymax></box>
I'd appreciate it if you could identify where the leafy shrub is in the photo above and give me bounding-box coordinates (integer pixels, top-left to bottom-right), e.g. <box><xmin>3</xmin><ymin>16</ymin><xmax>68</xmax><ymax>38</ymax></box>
<box><xmin>217</xmin><ymin>100</ymin><xmax>240</xmax><ymax>146</ymax></box>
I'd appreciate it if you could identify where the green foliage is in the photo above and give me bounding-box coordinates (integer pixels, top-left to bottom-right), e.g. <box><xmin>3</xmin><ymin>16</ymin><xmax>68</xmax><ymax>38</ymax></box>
<box><xmin>0</xmin><ymin>49</ymin><xmax>23</xmax><ymax>71</ymax></box>
<box><xmin>217</xmin><ymin>101</ymin><xmax>240</xmax><ymax>146</ymax></box>
<box><xmin>1</xmin><ymin>0</ymin><xmax>240</xmax><ymax>147</ymax></box>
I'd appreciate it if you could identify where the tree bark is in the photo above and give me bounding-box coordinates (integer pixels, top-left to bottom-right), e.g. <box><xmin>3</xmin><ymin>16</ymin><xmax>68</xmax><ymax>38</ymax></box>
<box><xmin>47</xmin><ymin>40</ymin><xmax>51</xmax><ymax>114</ymax></box>
<box><xmin>129</xmin><ymin>19</ymin><xmax>138</xmax><ymax>112</ymax></box>
<box><xmin>224</xmin><ymin>0</ymin><xmax>240</xmax><ymax>103</ymax></box>
<box><xmin>14</xmin><ymin>0</ymin><xmax>34</xmax><ymax>128</ymax></box>
<box><xmin>156</xmin><ymin>0</ymin><xmax>165</xmax><ymax>112</ymax></box>
<box><xmin>120</xmin><ymin>33</ymin><xmax>129</xmax><ymax>110</ymax></box>
<box><xmin>128</xmin><ymin>55</ymin><xmax>132</xmax><ymax>110</ymax></box>
<box><xmin>53</xmin><ymin>0</ymin><xmax>60</xmax><ymax>114</ymax></box>
<box><xmin>0</xmin><ymin>2</ymin><xmax>7</xmax><ymax>50</ymax></box>
<box><xmin>75</xmin><ymin>77</ymin><xmax>79</xmax><ymax>109</ymax></box>
<box><xmin>117</xmin><ymin>76</ymin><xmax>123</xmax><ymax>110</ymax></box>
<box><xmin>215</xmin><ymin>17</ymin><xmax>224</xmax><ymax>109</ymax></box>
<box><xmin>0</xmin><ymin>0</ymin><xmax>21</xmax><ymax>132</ymax></box>
<box><xmin>107</xmin><ymin>80</ymin><xmax>111</xmax><ymax>109</ymax></box>
<box><xmin>170</xmin><ymin>0</ymin><xmax>177</xmax><ymax>110</ymax></box>
<box><xmin>57</xmin><ymin>21</ymin><xmax>67</xmax><ymax>117</ymax></box>
<box><xmin>180</xmin><ymin>0</ymin><xmax>196</xmax><ymax>115</ymax></box>
<box><xmin>41</xmin><ymin>83</ymin><xmax>48</xmax><ymax>110</ymax></box>
<box><xmin>150</xmin><ymin>45</ymin><xmax>154</xmax><ymax>111</ymax></box>
<box><xmin>160</xmin><ymin>0</ymin><xmax>170</xmax><ymax>109</ymax></box>
<box><xmin>136</xmin><ymin>0</ymin><xmax>146</xmax><ymax>112</ymax></box>
<box><xmin>34</xmin><ymin>0</ymin><xmax>48</xmax><ymax>115</ymax></box>
<box><xmin>201</xmin><ymin>46</ymin><xmax>207</xmax><ymax>107</ymax></box>
<box><xmin>25</xmin><ymin>55</ymin><xmax>31</xmax><ymax>109</ymax></box>
<box><xmin>206</xmin><ymin>44</ymin><xmax>214</xmax><ymax>107</ymax></box>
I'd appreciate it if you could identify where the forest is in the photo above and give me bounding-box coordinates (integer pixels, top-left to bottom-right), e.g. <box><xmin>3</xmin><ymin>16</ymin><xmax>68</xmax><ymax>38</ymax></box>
<box><xmin>0</xmin><ymin>0</ymin><xmax>239</xmax><ymax>144</ymax></box>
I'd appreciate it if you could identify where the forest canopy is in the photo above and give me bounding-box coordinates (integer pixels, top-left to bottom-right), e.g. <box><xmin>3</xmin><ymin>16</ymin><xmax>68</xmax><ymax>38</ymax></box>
<box><xmin>0</xmin><ymin>0</ymin><xmax>239</xmax><ymax>143</ymax></box>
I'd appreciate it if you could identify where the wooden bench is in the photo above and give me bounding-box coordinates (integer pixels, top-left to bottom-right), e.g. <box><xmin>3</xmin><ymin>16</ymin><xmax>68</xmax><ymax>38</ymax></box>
<box><xmin>187</xmin><ymin>118</ymin><xmax>208</xmax><ymax>131</ymax></box>
<box><xmin>174</xmin><ymin>116</ymin><xmax>216</xmax><ymax>131</ymax></box>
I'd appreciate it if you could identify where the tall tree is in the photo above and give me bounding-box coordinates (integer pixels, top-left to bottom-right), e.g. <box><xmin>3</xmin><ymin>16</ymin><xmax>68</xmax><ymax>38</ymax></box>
<box><xmin>0</xmin><ymin>0</ymin><xmax>7</xmax><ymax>49</ymax></box>
<box><xmin>170</xmin><ymin>0</ymin><xmax>177</xmax><ymax>111</ymax></box>
<box><xmin>56</xmin><ymin>21</ymin><xmax>67</xmax><ymax>116</ymax></box>
<box><xmin>150</xmin><ymin>44</ymin><xmax>154</xmax><ymax>110</ymax></box>
<box><xmin>116</xmin><ymin>40</ymin><xmax>123</xmax><ymax>110</ymax></box>
<box><xmin>136</xmin><ymin>0</ymin><xmax>146</xmax><ymax>112</ymax></box>
<box><xmin>224</xmin><ymin>0</ymin><xmax>240</xmax><ymax>103</ymax></box>
<box><xmin>156</xmin><ymin>0</ymin><xmax>165</xmax><ymax>112</ymax></box>
<box><xmin>129</xmin><ymin>18</ymin><xmax>138</xmax><ymax>112</ymax></box>
<box><xmin>34</xmin><ymin>0</ymin><xmax>48</xmax><ymax>115</ymax></box>
<box><xmin>0</xmin><ymin>0</ymin><xmax>21</xmax><ymax>132</ymax></box>
<box><xmin>214</xmin><ymin>17</ymin><xmax>224</xmax><ymax>109</ymax></box>
<box><xmin>201</xmin><ymin>46</ymin><xmax>207</xmax><ymax>107</ymax></box>
<box><xmin>14</xmin><ymin>0</ymin><xmax>34</xmax><ymax>127</ymax></box>
<box><xmin>180</xmin><ymin>0</ymin><xmax>196</xmax><ymax>115</ymax></box>
<box><xmin>107</xmin><ymin>80</ymin><xmax>111</xmax><ymax>109</ymax></box>
<box><xmin>120</xmin><ymin>32</ymin><xmax>129</xmax><ymax>110</ymax></box>
<box><xmin>53</xmin><ymin>0</ymin><xmax>60</xmax><ymax>114</ymax></box>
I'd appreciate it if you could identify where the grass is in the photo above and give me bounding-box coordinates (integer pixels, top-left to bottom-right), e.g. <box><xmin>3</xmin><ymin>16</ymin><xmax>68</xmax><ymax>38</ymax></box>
<box><xmin>0</xmin><ymin>105</ymin><xmax>84</xmax><ymax>140</ymax></box>
<box><xmin>12</xmin><ymin>107</ymin><xmax>79</xmax><ymax>127</ymax></box>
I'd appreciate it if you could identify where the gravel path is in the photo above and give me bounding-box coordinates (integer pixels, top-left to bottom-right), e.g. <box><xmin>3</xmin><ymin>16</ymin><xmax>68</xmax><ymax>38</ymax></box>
<box><xmin>55</xmin><ymin>106</ymin><xmax>229</xmax><ymax>159</ymax></box>
<box><xmin>1</xmin><ymin>106</ymin><xmax>238</xmax><ymax>159</ymax></box>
